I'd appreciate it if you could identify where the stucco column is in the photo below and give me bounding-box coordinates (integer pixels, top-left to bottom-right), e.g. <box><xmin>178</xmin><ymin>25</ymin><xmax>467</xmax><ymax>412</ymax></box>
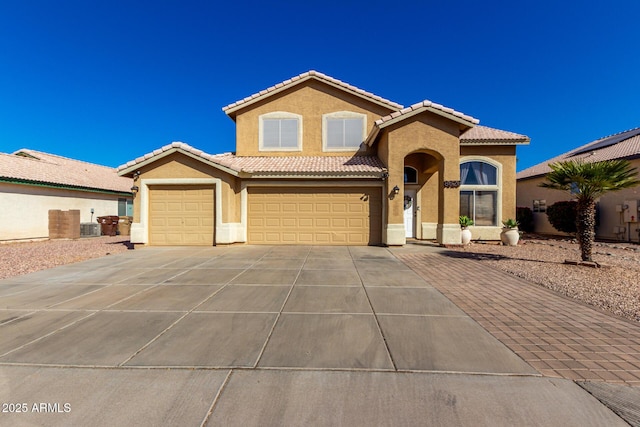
<box><xmin>437</xmin><ymin>157</ymin><xmax>462</xmax><ymax>245</ymax></box>
<box><xmin>385</xmin><ymin>158</ymin><xmax>406</xmax><ymax>246</ymax></box>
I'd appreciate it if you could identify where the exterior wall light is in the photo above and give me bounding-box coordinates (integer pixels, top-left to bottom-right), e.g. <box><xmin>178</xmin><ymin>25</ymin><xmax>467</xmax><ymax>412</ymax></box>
<box><xmin>131</xmin><ymin>185</ymin><xmax>139</xmax><ymax>193</ymax></box>
<box><xmin>392</xmin><ymin>185</ymin><xmax>400</xmax><ymax>195</ymax></box>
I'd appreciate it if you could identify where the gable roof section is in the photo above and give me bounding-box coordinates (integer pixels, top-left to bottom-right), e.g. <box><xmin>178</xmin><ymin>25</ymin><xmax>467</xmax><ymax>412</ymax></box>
<box><xmin>460</xmin><ymin>125</ymin><xmax>530</xmax><ymax>145</ymax></box>
<box><xmin>365</xmin><ymin>100</ymin><xmax>480</xmax><ymax>146</ymax></box>
<box><xmin>1</xmin><ymin>149</ymin><xmax>132</xmax><ymax>194</ymax></box>
<box><xmin>117</xmin><ymin>142</ymin><xmax>386</xmax><ymax>178</ymax></box>
<box><xmin>517</xmin><ymin>127</ymin><xmax>640</xmax><ymax>180</ymax></box>
<box><xmin>222</xmin><ymin>70</ymin><xmax>403</xmax><ymax>117</ymax></box>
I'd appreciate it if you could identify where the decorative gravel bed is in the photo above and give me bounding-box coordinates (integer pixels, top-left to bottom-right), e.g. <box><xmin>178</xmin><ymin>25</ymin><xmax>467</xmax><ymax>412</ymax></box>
<box><xmin>449</xmin><ymin>235</ymin><xmax>640</xmax><ymax>323</ymax></box>
<box><xmin>0</xmin><ymin>236</ymin><xmax>131</xmax><ymax>280</ymax></box>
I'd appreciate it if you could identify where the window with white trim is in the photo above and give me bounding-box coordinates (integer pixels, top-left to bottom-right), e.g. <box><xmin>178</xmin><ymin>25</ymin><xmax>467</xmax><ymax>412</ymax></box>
<box><xmin>459</xmin><ymin>160</ymin><xmax>499</xmax><ymax>226</ymax></box>
<box><xmin>323</xmin><ymin>112</ymin><xmax>366</xmax><ymax>151</ymax></box>
<box><xmin>259</xmin><ymin>112</ymin><xmax>302</xmax><ymax>151</ymax></box>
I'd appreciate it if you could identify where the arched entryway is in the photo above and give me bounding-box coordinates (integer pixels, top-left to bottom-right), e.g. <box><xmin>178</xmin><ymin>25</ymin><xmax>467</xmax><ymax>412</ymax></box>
<box><xmin>402</xmin><ymin>151</ymin><xmax>442</xmax><ymax>241</ymax></box>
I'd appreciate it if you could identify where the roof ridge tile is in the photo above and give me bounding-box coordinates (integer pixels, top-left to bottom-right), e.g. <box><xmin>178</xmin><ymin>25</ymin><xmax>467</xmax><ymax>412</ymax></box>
<box><xmin>222</xmin><ymin>70</ymin><xmax>403</xmax><ymax>113</ymax></box>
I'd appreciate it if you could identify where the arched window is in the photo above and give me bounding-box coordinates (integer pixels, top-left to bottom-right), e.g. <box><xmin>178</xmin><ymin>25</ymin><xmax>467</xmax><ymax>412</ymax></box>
<box><xmin>404</xmin><ymin>166</ymin><xmax>418</xmax><ymax>184</ymax></box>
<box><xmin>460</xmin><ymin>160</ymin><xmax>499</xmax><ymax>226</ymax></box>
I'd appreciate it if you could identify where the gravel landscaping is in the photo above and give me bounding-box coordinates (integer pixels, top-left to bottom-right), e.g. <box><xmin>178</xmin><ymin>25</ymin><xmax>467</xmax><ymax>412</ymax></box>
<box><xmin>449</xmin><ymin>235</ymin><xmax>640</xmax><ymax>323</ymax></box>
<box><xmin>0</xmin><ymin>236</ymin><xmax>131</xmax><ymax>280</ymax></box>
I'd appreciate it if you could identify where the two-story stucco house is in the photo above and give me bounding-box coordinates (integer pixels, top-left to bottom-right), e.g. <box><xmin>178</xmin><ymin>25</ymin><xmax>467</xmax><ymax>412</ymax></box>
<box><xmin>118</xmin><ymin>71</ymin><xmax>529</xmax><ymax>246</ymax></box>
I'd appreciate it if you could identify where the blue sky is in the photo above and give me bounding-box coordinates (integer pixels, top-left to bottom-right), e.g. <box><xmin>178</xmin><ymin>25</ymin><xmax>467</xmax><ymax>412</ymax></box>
<box><xmin>1</xmin><ymin>1</ymin><xmax>638</xmax><ymax>171</ymax></box>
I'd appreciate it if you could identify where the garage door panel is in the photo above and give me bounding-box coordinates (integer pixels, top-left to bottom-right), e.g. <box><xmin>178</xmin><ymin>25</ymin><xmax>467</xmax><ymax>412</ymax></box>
<box><xmin>298</xmin><ymin>218</ymin><xmax>313</xmax><ymax>227</ymax></box>
<box><xmin>149</xmin><ymin>185</ymin><xmax>214</xmax><ymax>246</ymax></box>
<box><xmin>248</xmin><ymin>187</ymin><xmax>381</xmax><ymax>245</ymax></box>
<box><xmin>332</xmin><ymin>218</ymin><xmax>347</xmax><ymax>228</ymax></box>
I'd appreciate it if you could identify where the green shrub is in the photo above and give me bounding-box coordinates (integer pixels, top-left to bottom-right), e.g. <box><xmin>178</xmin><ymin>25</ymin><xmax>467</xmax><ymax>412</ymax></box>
<box><xmin>516</xmin><ymin>207</ymin><xmax>534</xmax><ymax>233</ymax></box>
<box><xmin>459</xmin><ymin>215</ymin><xmax>474</xmax><ymax>227</ymax></box>
<box><xmin>546</xmin><ymin>201</ymin><xmax>577</xmax><ymax>234</ymax></box>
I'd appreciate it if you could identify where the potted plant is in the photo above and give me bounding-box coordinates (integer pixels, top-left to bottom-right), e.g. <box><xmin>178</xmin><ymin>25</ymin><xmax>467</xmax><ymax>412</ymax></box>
<box><xmin>459</xmin><ymin>215</ymin><xmax>474</xmax><ymax>244</ymax></box>
<box><xmin>501</xmin><ymin>218</ymin><xmax>520</xmax><ymax>246</ymax></box>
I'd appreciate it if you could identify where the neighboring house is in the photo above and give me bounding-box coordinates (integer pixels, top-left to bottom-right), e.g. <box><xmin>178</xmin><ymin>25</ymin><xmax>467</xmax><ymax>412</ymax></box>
<box><xmin>0</xmin><ymin>149</ymin><xmax>133</xmax><ymax>241</ymax></box>
<box><xmin>517</xmin><ymin>127</ymin><xmax>640</xmax><ymax>242</ymax></box>
<box><xmin>118</xmin><ymin>70</ymin><xmax>529</xmax><ymax>246</ymax></box>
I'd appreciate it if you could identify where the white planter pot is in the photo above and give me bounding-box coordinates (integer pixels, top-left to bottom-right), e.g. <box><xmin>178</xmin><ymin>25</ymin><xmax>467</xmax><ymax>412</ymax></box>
<box><xmin>461</xmin><ymin>228</ymin><xmax>472</xmax><ymax>245</ymax></box>
<box><xmin>501</xmin><ymin>228</ymin><xmax>520</xmax><ymax>246</ymax></box>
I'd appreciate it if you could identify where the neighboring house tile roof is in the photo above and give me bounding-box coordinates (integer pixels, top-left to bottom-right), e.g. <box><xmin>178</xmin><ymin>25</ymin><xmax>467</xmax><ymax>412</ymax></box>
<box><xmin>222</xmin><ymin>70</ymin><xmax>404</xmax><ymax>116</ymax></box>
<box><xmin>461</xmin><ymin>125</ymin><xmax>530</xmax><ymax>144</ymax></box>
<box><xmin>517</xmin><ymin>127</ymin><xmax>640</xmax><ymax>180</ymax></box>
<box><xmin>1</xmin><ymin>149</ymin><xmax>133</xmax><ymax>193</ymax></box>
<box><xmin>117</xmin><ymin>142</ymin><xmax>387</xmax><ymax>178</ymax></box>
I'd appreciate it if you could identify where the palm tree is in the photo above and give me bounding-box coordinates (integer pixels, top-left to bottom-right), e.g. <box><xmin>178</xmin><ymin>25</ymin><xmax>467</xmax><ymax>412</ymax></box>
<box><xmin>540</xmin><ymin>159</ymin><xmax>639</xmax><ymax>262</ymax></box>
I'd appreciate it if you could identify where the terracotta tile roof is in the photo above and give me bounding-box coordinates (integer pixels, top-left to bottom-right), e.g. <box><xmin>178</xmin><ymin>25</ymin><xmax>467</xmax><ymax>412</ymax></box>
<box><xmin>461</xmin><ymin>125</ymin><xmax>530</xmax><ymax>144</ymax></box>
<box><xmin>1</xmin><ymin>149</ymin><xmax>132</xmax><ymax>193</ymax></box>
<box><xmin>117</xmin><ymin>142</ymin><xmax>386</xmax><ymax>177</ymax></box>
<box><xmin>374</xmin><ymin>100</ymin><xmax>479</xmax><ymax>128</ymax></box>
<box><xmin>517</xmin><ymin>127</ymin><xmax>640</xmax><ymax>180</ymax></box>
<box><xmin>222</xmin><ymin>70</ymin><xmax>403</xmax><ymax>115</ymax></box>
<box><xmin>213</xmin><ymin>153</ymin><xmax>386</xmax><ymax>175</ymax></box>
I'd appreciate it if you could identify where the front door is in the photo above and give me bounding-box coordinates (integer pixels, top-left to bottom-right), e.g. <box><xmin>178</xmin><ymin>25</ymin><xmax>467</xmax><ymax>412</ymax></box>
<box><xmin>404</xmin><ymin>189</ymin><xmax>416</xmax><ymax>238</ymax></box>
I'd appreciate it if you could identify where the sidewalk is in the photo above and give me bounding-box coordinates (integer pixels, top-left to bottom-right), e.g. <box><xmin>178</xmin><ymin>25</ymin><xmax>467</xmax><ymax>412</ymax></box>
<box><xmin>396</xmin><ymin>246</ymin><xmax>640</xmax><ymax>385</ymax></box>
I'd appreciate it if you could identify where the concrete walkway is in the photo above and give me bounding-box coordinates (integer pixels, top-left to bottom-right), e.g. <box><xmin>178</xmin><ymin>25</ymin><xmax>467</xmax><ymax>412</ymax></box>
<box><xmin>0</xmin><ymin>245</ymin><xmax>634</xmax><ymax>426</ymax></box>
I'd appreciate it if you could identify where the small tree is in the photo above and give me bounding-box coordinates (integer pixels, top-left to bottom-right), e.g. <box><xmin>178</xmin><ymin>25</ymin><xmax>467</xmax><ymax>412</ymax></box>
<box><xmin>540</xmin><ymin>159</ymin><xmax>639</xmax><ymax>261</ymax></box>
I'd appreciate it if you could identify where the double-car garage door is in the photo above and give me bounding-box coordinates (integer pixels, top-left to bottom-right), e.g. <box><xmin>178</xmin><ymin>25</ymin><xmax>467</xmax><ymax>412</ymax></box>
<box><xmin>148</xmin><ymin>185</ymin><xmax>382</xmax><ymax>246</ymax></box>
<box><xmin>247</xmin><ymin>187</ymin><xmax>382</xmax><ymax>245</ymax></box>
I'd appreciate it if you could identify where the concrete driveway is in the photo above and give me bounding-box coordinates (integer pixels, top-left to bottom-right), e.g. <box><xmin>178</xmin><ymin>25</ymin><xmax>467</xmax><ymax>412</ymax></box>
<box><xmin>0</xmin><ymin>245</ymin><xmax>628</xmax><ymax>426</ymax></box>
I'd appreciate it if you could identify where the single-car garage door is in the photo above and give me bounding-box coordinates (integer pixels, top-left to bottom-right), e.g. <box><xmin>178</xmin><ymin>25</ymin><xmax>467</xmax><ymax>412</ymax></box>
<box><xmin>248</xmin><ymin>187</ymin><xmax>382</xmax><ymax>245</ymax></box>
<box><xmin>149</xmin><ymin>185</ymin><xmax>214</xmax><ymax>245</ymax></box>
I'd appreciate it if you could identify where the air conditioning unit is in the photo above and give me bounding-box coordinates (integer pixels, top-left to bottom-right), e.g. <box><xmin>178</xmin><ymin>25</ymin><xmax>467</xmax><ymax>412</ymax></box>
<box><xmin>80</xmin><ymin>223</ymin><xmax>100</xmax><ymax>237</ymax></box>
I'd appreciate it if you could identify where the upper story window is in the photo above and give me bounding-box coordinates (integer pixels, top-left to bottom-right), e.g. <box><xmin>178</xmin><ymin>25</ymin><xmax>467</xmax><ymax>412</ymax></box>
<box><xmin>459</xmin><ymin>160</ymin><xmax>500</xmax><ymax>226</ymax></box>
<box><xmin>259</xmin><ymin>112</ymin><xmax>302</xmax><ymax>151</ymax></box>
<box><xmin>323</xmin><ymin>111</ymin><xmax>366</xmax><ymax>151</ymax></box>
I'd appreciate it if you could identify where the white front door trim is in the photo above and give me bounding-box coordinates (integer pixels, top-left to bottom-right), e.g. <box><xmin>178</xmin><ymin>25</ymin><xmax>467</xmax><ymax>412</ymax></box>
<box><xmin>404</xmin><ymin>189</ymin><xmax>416</xmax><ymax>238</ymax></box>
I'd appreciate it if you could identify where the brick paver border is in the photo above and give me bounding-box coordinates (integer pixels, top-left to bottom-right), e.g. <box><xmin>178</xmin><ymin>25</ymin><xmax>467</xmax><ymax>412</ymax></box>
<box><xmin>398</xmin><ymin>251</ymin><xmax>640</xmax><ymax>385</ymax></box>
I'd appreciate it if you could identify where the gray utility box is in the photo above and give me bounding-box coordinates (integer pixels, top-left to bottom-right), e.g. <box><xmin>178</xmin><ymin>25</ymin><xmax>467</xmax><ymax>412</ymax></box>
<box><xmin>80</xmin><ymin>223</ymin><xmax>100</xmax><ymax>237</ymax></box>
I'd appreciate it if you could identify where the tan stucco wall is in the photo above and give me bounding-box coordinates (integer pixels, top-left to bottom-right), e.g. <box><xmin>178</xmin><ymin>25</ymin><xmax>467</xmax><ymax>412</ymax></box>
<box><xmin>461</xmin><ymin>145</ymin><xmax>517</xmax><ymax>224</ymax></box>
<box><xmin>132</xmin><ymin>152</ymin><xmax>240</xmax><ymax>223</ymax></box>
<box><xmin>233</xmin><ymin>80</ymin><xmax>395</xmax><ymax>157</ymax></box>
<box><xmin>380</xmin><ymin>113</ymin><xmax>460</xmax><ymax>226</ymax></box>
<box><xmin>0</xmin><ymin>183</ymin><xmax>125</xmax><ymax>241</ymax></box>
<box><xmin>518</xmin><ymin>158</ymin><xmax>640</xmax><ymax>242</ymax></box>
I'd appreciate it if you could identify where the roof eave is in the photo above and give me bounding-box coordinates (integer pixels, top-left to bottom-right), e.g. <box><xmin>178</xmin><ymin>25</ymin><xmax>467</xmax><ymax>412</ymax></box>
<box><xmin>366</xmin><ymin>107</ymin><xmax>478</xmax><ymax>147</ymax></box>
<box><xmin>461</xmin><ymin>138</ymin><xmax>530</xmax><ymax>146</ymax></box>
<box><xmin>0</xmin><ymin>177</ymin><xmax>132</xmax><ymax>196</ymax></box>
<box><xmin>377</xmin><ymin>107</ymin><xmax>478</xmax><ymax>131</ymax></box>
<box><xmin>223</xmin><ymin>74</ymin><xmax>403</xmax><ymax>117</ymax></box>
<box><xmin>117</xmin><ymin>148</ymin><xmax>241</xmax><ymax>178</ymax></box>
<box><xmin>245</xmin><ymin>171</ymin><xmax>386</xmax><ymax>179</ymax></box>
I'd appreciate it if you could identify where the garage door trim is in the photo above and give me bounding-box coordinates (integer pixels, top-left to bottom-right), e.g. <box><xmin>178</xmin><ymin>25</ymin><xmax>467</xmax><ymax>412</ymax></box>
<box><xmin>243</xmin><ymin>181</ymin><xmax>384</xmax><ymax>245</ymax></box>
<box><xmin>137</xmin><ymin>178</ymin><xmax>221</xmax><ymax>245</ymax></box>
